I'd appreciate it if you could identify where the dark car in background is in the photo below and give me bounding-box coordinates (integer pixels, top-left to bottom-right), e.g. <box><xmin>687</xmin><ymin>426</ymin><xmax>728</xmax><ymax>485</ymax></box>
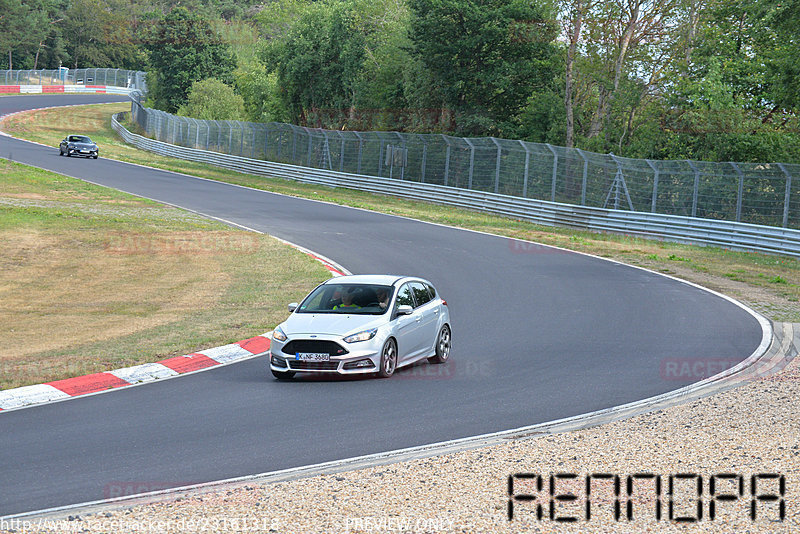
<box><xmin>59</xmin><ymin>135</ymin><xmax>98</xmax><ymax>159</ymax></box>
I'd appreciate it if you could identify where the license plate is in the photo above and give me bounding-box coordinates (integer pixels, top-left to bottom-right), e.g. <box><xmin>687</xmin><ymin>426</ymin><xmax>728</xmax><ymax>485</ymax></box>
<box><xmin>81</xmin><ymin>150</ymin><xmax>90</xmax><ymax>153</ymax></box>
<box><xmin>296</xmin><ymin>352</ymin><xmax>330</xmax><ymax>361</ymax></box>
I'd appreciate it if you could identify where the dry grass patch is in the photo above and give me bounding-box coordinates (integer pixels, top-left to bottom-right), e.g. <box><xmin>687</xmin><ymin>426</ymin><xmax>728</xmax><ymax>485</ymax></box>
<box><xmin>0</xmin><ymin>161</ymin><xmax>329</xmax><ymax>389</ymax></box>
<box><xmin>0</xmin><ymin>228</ymin><xmax>229</xmax><ymax>360</ymax></box>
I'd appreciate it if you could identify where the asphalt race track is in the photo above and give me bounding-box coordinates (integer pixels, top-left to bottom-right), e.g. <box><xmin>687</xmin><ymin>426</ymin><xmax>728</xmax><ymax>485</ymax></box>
<box><xmin>0</xmin><ymin>95</ymin><xmax>765</xmax><ymax>516</ymax></box>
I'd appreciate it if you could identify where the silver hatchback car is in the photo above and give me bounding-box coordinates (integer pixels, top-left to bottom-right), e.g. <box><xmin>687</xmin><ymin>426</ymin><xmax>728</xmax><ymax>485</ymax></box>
<box><xmin>269</xmin><ymin>275</ymin><xmax>451</xmax><ymax>379</ymax></box>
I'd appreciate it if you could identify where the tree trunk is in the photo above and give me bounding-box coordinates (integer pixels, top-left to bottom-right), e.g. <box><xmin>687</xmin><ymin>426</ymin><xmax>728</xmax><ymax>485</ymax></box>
<box><xmin>587</xmin><ymin>0</ymin><xmax>641</xmax><ymax>140</ymax></box>
<box><xmin>684</xmin><ymin>0</ymin><xmax>701</xmax><ymax>64</ymax></box>
<box><xmin>8</xmin><ymin>50</ymin><xmax>11</xmax><ymax>71</ymax></box>
<box><xmin>564</xmin><ymin>0</ymin><xmax>585</xmax><ymax>149</ymax></box>
<box><xmin>33</xmin><ymin>42</ymin><xmax>42</xmax><ymax>71</ymax></box>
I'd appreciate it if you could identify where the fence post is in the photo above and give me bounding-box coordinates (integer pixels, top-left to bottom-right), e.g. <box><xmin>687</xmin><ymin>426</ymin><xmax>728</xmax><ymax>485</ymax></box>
<box><xmin>442</xmin><ymin>135</ymin><xmax>451</xmax><ymax>187</ymax></box>
<box><xmin>421</xmin><ymin>137</ymin><xmax>427</xmax><ymax>183</ymax></box>
<box><xmin>354</xmin><ymin>132</ymin><xmax>363</xmax><ymax>174</ymax></box>
<box><xmin>491</xmin><ymin>137</ymin><xmax>502</xmax><ymax>193</ymax></box>
<box><xmin>464</xmin><ymin>138</ymin><xmax>475</xmax><ymax>190</ymax></box>
<box><xmin>608</xmin><ymin>154</ymin><xmax>634</xmax><ymax>211</ymax></box>
<box><xmin>576</xmin><ymin>148</ymin><xmax>589</xmax><ymax>206</ymax></box>
<box><xmin>778</xmin><ymin>163</ymin><xmax>792</xmax><ymax>228</ymax></box>
<box><xmin>337</xmin><ymin>131</ymin><xmax>345</xmax><ymax>172</ymax></box>
<box><xmin>517</xmin><ymin>140</ymin><xmax>531</xmax><ymax>198</ymax></box>
<box><xmin>646</xmin><ymin>159</ymin><xmax>659</xmax><ymax>213</ymax></box>
<box><xmin>729</xmin><ymin>162</ymin><xmax>744</xmax><ymax>222</ymax></box>
<box><xmin>395</xmin><ymin>132</ymin><xmax>405</xmax><ymax>180</ymax></box>
<box><xmin>378</xmin><ymin>138</ymin><xmax>385</xmax><ymax>176</ymax></box>
<box><xmin>546</xmin><ymin>144</ymin><xmax>558</xmax><ymax>202</ymax></box>
<box><xmin>687</xmin><ymin>160</ymin><xmax>700</xmax><ymax>218</ymax></box>
<box><xmin>305</xmin><ymin>127</ymin><xmax>313</xmax><ymax>167</ymax></box>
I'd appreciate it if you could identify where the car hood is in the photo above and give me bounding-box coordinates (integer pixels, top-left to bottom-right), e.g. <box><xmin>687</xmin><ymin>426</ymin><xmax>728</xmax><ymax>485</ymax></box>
<box><xmin>281</xmin><ymin>313</ymin><xmax>385</xmax><ymax>337</ymax></box>
<box><xmin>68</xmin><ymin>142</ymin><xmax>96</xmax><ymax>148</ymax></box>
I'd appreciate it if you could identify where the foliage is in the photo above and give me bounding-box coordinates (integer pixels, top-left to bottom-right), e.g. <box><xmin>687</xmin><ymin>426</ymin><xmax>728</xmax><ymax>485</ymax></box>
<box><xmin>1</xmin><ymin>0</ymin><xmax>799</xmax><ymax>164</ymax></box>
<box><xmin>233</xmin><ymin>64</ymin><xmax>285</xmax><ymax>122</ymax></box>
<box><xmin>408</xmin><ymin>0</ymin><xmax>560</xmax><ymax>137</ymax></box>
<box><xmin>144</xmin><ymin>7</ymin><xmax>237</xmax><ymax>113</ymax></box>
<box><xmin>266</xmin><ymin>2</ymin><xmax>366</xmax><ymax>127</ymax></box>
<box><xmin>176</xmin><ymin>77</ymin><xmax>245</xmax><ymax>120</ymax></box>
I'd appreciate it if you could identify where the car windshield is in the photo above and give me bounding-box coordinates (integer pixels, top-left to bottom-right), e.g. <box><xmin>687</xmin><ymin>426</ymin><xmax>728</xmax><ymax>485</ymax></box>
<box><xmin>297</xmin><ymin>284</ymin><xmax>394</xmax><ymax>315</ymax></box>
<box><xmin>68</xmin><ymin>136</ymin><xmax>91</xmax><ymax>143</ymax></box>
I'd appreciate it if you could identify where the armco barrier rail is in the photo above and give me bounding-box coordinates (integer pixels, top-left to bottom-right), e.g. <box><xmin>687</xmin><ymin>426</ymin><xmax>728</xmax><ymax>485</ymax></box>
<box><xmin>111</xmin><ymin>112</ymin><xmax>800</xmax><ymax>258</ymax></box>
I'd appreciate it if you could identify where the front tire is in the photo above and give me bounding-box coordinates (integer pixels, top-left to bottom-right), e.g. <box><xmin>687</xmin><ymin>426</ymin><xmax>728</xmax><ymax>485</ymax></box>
<box><xmin>376</xmin><ymin>338</ymin><xmax>397</xmax><ymax>378</ymax></box>
<box><xmin>271</xmin><ymin>369</ymin><xmax>295</xmax><ymax>380</ymax></box>
<box><xmin>429</xmin><ymin>324</ymin><xmax>451</xmax><ymax>364</ymax></box>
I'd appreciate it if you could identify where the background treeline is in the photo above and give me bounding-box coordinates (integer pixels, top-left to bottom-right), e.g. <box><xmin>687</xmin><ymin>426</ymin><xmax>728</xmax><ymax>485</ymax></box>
<box><xmin>2</xmin><ymin>0</ymin><xmax>799</xmax><ymax>163</ymax></box>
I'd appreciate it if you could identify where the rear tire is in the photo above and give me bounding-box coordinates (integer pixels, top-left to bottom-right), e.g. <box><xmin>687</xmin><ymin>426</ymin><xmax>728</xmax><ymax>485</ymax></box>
<box><xmin>376</xmin><ymin>339</ymin><xmax>397</xmax><ymax>378</ymax></box>
<box><xmin>428</xmin><ymin>324</ymin><xmax>451</xmax><ymax>364</ymax></box>
<box><xmin>271</xmin><ymin>369</ymin><xmax>296</xmax><ymax>380</ymax></box>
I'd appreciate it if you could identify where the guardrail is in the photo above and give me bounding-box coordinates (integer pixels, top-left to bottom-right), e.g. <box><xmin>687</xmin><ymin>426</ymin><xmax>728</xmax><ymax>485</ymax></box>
<box><xmin>111</xmin><ymin>112</ymin><xmax>800</xmax><ymax>258</ymax></box>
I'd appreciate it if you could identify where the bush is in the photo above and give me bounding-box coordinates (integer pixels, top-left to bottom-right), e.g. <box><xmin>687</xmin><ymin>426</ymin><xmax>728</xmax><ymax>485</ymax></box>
<box><xmin>177</xmin><ymin>78</ymin><xmax>245</xmax><ymax>121</ymax></box>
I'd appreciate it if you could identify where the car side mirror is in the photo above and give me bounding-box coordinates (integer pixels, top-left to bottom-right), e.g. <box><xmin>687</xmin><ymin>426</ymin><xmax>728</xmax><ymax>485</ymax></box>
<box><xmin>396</xmin><ymin>305</ymin><xmax>413</xmax><ymax>316</ymax></box>
<box><xmin>288</xmin><ymin>302</ymin><xmax>298</xmax><ymax>312</ymax></box>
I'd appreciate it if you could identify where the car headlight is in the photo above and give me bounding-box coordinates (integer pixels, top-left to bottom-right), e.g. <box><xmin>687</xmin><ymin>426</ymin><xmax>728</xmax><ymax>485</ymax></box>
<box><xmin>272</xmin><ymin>327</ymin><xmax>287</xmax><ymax>342</ymax></box>
<box><xmin>343</xmin><ymin>328</ymin><xmax>377</xmax><ymax>343</ymax></box>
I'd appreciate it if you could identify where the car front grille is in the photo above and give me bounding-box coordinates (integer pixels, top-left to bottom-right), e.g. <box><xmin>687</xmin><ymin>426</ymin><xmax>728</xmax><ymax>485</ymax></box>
<box><xmin>288</xmin><ymin>360</ymin><xmax>340</xmax><ymax>371</ymax></box>
<box><xmin>282</xmin><ymin>340</ymin><xmax>348</xmax><ymax>357</ymax></box>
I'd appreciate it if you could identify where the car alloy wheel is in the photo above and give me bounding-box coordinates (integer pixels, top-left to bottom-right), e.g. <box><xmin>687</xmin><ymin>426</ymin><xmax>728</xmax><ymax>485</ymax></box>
<box><xmin>377</xmin><ymin>338</ymin><xmax>397</xmax><ymax>378</ymax></box>
<box><xmin>429</xmin><ymin>324</ymin><xmax>451</xmax><ymax>364</ymax></box>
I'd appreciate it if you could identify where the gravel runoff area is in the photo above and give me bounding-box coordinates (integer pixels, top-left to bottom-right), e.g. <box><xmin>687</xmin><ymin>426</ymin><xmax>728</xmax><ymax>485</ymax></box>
<box><xmin>4</xmin><ymin>323</ymin><xmax>798</xmax><ymax>534</ymax></box>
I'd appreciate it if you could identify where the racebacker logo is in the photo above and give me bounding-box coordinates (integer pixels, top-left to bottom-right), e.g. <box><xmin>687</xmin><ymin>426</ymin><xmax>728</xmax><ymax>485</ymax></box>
<box><xmin>660</xmin><ymin>358</ymin><xmax>741</xmax><ymax>381</ymax></box>
<box><xmin>507</xmin><ymin>239</ymin><xmax>567</xmax><ymax>255</ymax></box>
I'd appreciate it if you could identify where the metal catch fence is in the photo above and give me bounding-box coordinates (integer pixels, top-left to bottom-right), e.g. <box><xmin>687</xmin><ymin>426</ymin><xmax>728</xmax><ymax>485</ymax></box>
<box><xmin>129</xmin><ymin>101</ymin><xmax>800</xmax><ymax>229</ymax></box>
<box><xmin>0</xmin><ymin>69</ymin><xmax>146</xmax><ymax>91</ymax></box>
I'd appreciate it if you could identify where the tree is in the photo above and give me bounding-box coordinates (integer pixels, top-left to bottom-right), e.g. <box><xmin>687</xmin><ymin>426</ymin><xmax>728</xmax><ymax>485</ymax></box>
<box><xmin>267</xmin><ymin>2</ymin><xmax>366</xmax><ymax>127</ymax></box>
<box><xmin>408</xmin><ymin>0</ymin><xmax>559</xmax><ymax>136</ymax></box>
<box><xmin>767</xmin><ymin>0</ymin><xmax>800</xmax><ymax>112</ymax></box>
<box><xmin>61</xmin><ymin>0</ymin><xmax>145</xmax><ymax>70</ymax></box>
<box><xmin>144</xmin><ymin>7</ymin><xmax>236</xmax><ymax>113</ymax></box>
<box><xmin>582</xmin><ymin>0</ymin><xmax>680</xmax><ymax>144</ymax></box>
<box><xmin>177</xmin><ymin>78</ymin><xmax>245</xmax><ymax>120</ymax></box>
<box><xmin>560</xmin><ymin>0</ymin><xmax>593</xmax><ymax>148</ymax></box>
<box><xmin>0</xmin><ymin>0</ymin><xmax>53</xmax><ymax>70</ymax></box>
